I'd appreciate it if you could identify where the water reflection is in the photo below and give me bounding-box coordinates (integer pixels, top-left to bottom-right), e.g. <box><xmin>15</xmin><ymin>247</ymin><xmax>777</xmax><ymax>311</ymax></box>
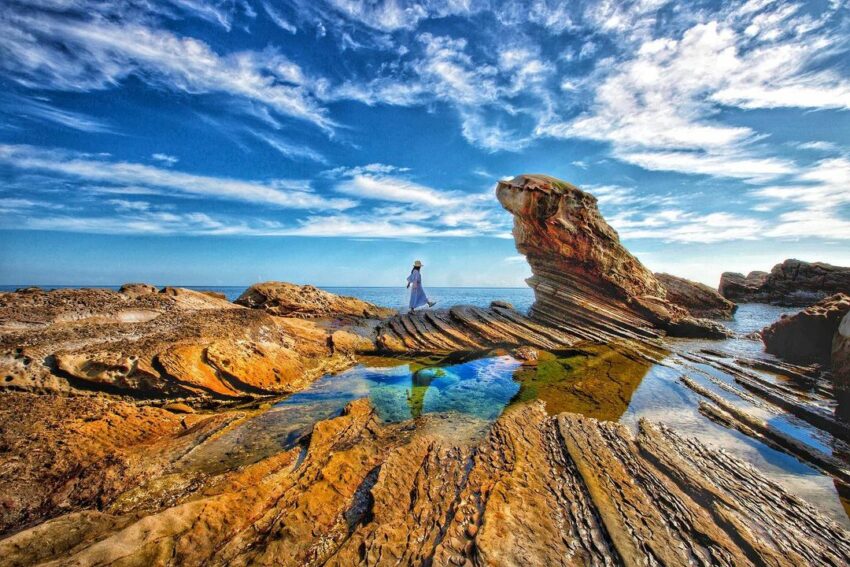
<box><xmin>176</xmin><ymin>355</ymin><xmax>521</xmax><ymax>475</ymax></box>
<box><xmin>510</xmin><ymin>344</ymin><xmax>653</xmax><ymax>421</ymax></box>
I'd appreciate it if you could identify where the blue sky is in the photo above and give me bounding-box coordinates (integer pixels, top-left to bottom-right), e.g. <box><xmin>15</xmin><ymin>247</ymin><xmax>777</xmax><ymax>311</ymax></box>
<box><xmin>1</xmin><ymin>0</ymin><xmax>849</xmax><ymax>287</ymax></box>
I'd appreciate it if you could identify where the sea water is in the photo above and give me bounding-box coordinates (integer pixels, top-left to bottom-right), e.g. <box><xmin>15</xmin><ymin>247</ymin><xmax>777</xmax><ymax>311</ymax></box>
<box><xmin>0</xmin><ymin>285</ymin><xmax>535</xmax><ymax>313</ymax></box>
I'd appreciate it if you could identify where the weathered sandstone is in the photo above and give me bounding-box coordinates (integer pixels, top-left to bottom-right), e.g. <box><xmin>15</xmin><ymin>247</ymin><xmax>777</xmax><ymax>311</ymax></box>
<box><xmin>0</xmin><ymin>286</ymin><xmax>353</xmax><ymax>402</ymax></box>
<box><xmin>761</xmin><ymin>293</ymin><xmax>850</xmax><ymax>365</ymax></box>
<box><xmin>236</xmin><ymin>281</ymin><xmax>395</xmax><ymax>319</ymax></box>
<box><xmin>720</xmin><ymin>259</ymin><xmax>850</xmax><ymax>306</ymax></box>
<box><xmin>2</xmin><ymin>400</ymin><xmax>847</xmax><ymax>565</ymax></box>
<box><xmin>656</xmin><ymin>272</ymin><xmax>737</xmax><ymax>319</ymax></box>
<box><xmin>496</xmin><ymin>174</ymin><xmax>730</xmax><ymax>340</ymax></box>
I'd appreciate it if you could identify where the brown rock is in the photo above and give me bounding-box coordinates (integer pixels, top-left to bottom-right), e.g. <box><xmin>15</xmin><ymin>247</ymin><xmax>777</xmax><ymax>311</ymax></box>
<box><xmin>720</xmin><ymin>259</ymin><xmax>850</xmax><ymax>306</ymax></box>
<box><xmin>656</xmin><ymin>272</ymin><xmax>736</xmax><ymax>319</ymax></box>
<box><xmin>496</xmin><ymin>174</ymin><xmax>730</xmax><ymax>340</ymax></box>
<box><xmin>718</xmin><ymin>270</ymin><xmax>769</xmax><ymax>302</ymax></box>
<box><xmin>162</xmin><ymin>402</ymin><xmax>195</xmax><ymax>414</ymax></box>
<box><xmin>119</xmin><ymin>283</ymin><xmax>158</xmax><ymax>296</ymax></box>
<box><xmin>762</xmin><ymin>293</ymin><xmax>850</xmax><ymax>365</ymax></box>
<box><xmin>512</xmin><ymin>345</ymin><xmax>539</xmax><ymax>364</ymax></box>
<box><xmin>0</xmin><ymin>286</ymin><xmax>352</xmax><ymax>402</ymax></box>
<box><xmin>832</xmin><ymin>311</ymin><xmax>850</xmax><ymax>419</ymax></box>
<box><xmin>2</xmin><ymin>400</ymin><xmax>849</xmax><ymax>564</ymax></box>
<box><xmin>236</xmin><ymin>281</ymin><xmax>395</xmax><ymax>319</ymax></box>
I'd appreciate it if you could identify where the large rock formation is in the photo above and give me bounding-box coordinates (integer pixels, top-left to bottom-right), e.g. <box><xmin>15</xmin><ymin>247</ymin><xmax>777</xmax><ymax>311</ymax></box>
<box><xmin>720</xmin><ymin>259</ymin><xmax>850</xmax><ymax>306</ymax></box>
<box><xmin>761</xmin><ymin>293</ymin><xmax>850</xmax><ymax>365</ymax></box>
<box><xmin>656</xmin><ymin>272</ymin><xmax>737</xmax><ymax>319</ymax></box>
<box><xmin>2</xmin><ymin>400</ymin><xmax>847</xmax><ymax>565</ymax></box>
<box><xmin>0</xmin><ymin>286</ymin><xmax>354</xmax><ymax>402</ymax></box>
<box><xmin>496</xmin><ymin>174</ymin><xmax>730</xmax><ymax>340</ymax></box>
<box><xmin>833</xmin><ymin>311</ymin><xmax>850</xmax><ymax>419</ymax></box>
<box><xmin>236</xmin><ymin>281</ymin><xmax>395</xmax><ymax>319</ymax></box>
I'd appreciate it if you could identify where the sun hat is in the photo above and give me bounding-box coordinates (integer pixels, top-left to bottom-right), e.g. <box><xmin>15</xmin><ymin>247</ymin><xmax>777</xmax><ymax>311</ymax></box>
<box><xmin>413</xmin><ymin>260</ymin><xmax>423</xmax><ymax>267</ymax></box>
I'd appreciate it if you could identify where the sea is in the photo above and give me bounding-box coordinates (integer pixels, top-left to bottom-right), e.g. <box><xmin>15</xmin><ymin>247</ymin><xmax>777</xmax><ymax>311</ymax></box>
<box><xmin>0</xmin><ymin>285</ymin><xmax>536</xmax><ymax>313</ymax></box>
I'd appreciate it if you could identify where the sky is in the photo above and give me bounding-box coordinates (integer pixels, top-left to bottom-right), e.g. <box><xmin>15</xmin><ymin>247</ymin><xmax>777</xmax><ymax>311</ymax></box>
<box><xmin>1</xmin><ymin>0</ymin><xmax>849</xmax><ymax>288</ymax></box>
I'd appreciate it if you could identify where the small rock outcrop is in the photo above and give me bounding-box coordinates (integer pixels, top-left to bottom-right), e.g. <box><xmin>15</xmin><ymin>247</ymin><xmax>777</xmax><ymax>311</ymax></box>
<box><xmin>496</xmin><ymin>174</ymin><xmax>730</xmax><ymax>340</ymax></box>
<box><xmin>761</xmin><ymin>293</ymin><xmax>850</xmax><ymax>365</ymax></box>
<box><xmin>718</xmin><ymin>271</ymin><xmax>769</xmax><ymax>302</ymax></box>
<box><xmin>833</xmin><ymin>311</ymin><xmax>850</xmax><ymax>419</ymax></box>
<box><xmin>720</xmin><ymin>260</ymin><xmax>850</xmax><ymax>306</ymax></box>
<box><xmin>656</xmin><ymin>272</ymin><xmax>737</xmax><ymax>319</ymax></box>
<box><xmin>236</xmin><ymin>281</ymin><xmax>395</xmax><ymax>319</ymax></box>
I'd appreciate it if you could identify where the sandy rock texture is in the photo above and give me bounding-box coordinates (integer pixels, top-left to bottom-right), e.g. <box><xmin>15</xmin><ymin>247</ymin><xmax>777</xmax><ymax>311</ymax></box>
<box><xmin>496</xmin><ymin>174</ymin><xmax>730</xmax><ymax>340</ymax></box>
<box><xmin>236</xmin><ymin>281</ymin><xmax>396</xmax><ymax>319</ymax></box>
<box><xmin>2</xmin><ymin>401</ymin><xmax>847</xmax><ymax>566</ymax></box>
<box><xmin>761</xmin><ymin>293</ymin><xmax>850</xmax><ymax>365</ymax></box>
<box><xmin>0</xmin><ymin>285</ymin><xmax>357</xmax><ymax>402</ymax></box>
<box><xmin>721</xmin><ymin>259</ymin><xmax>850</xmax><ymax>306</ymax></box>
<box><xmin>656</xmin><ymin>272</ymin><xmax>737</xmax><ymax>319</ymax></box>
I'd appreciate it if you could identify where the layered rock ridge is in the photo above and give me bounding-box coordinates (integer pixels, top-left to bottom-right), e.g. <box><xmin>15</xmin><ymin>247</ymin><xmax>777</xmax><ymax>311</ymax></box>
<box><xmin>496</xmin><ymin>174</ymin><xmax>730</xmax><ymax>341</ymax></box>
<box><xmin>2</xmin><ymin>401</ymin><xmax>847</xmax><ymax>566</ymax></box>
<box><xmin>720</xmin><ymin>259</ymin><xmax>850</xmax><ymax>306</ymax></box>
<box><xmin>655</xmin><ymin>272</ymin><xmax>737</xmax><ymax>319</ymax></box>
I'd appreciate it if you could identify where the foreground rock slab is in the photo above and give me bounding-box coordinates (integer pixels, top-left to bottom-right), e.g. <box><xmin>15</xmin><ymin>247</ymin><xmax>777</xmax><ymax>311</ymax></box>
<box><xmin>496</xmin><ymin>174</ymin><xmax>730</xmax><ymax>340</ymax></box>
<box><xmin>2</xmin><ymin>401</ymin><xmax>847</xmax><ymax>566</ymax></box>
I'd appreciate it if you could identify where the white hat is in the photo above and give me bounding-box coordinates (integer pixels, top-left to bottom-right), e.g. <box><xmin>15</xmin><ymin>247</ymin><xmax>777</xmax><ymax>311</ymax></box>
<box><xmin>413</xmin><ymin>260</ymin><xmax>423</xmax><ymax>267</ymax></box>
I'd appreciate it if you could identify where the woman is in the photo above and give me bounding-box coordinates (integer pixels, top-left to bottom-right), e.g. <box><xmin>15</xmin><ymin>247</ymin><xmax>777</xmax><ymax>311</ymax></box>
<box><xmin>406</xmin><ymin>260</ymin><xmax>436</xmax><ymax>313</ymax></box>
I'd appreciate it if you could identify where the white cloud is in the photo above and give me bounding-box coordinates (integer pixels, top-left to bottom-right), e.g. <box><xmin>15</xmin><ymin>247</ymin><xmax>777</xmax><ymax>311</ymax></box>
<box><xmin>0</xmin><ymin>7</ymin><xmax>334</xmax><ymax>131</ymax></box>
<box><xmin>151</xmin><ymin>153</ymin><xmax>178</xmax><ymax>166</ymax></box>
<box><xmin>1</xmin><ymin>95</ymin><xmax>112</xmax><ymax>133</ymax></box>
<box><xmin>0</xmin><ymin>144</ymin><xmax>355</xmax><ymax>210</ymax></box>
<box><xmin>335</xmin><ymin>174</ymin><xmax>462</xmax><ymax>206</ymax></box>
<box><xmin>248</xmin><ymin>131</ymin><xmax>327</xmax><ymax>163</ymax></box>
<box><xmin>263</xmin><ymin>2</ymin><xmax>297</xmax><ymax>33</ymax></box>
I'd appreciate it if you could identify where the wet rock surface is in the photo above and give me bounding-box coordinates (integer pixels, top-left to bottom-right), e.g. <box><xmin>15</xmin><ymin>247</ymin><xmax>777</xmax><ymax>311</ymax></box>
<box><xmin>720</xmin><ymin>259</ymin><xmax>850</xmax><ymax>306</ymax></box>
<box><xmin>656</xmin><ymin>272</ymin><xmax>737</xmax><ymax>319</ymax></box>
<box><xmin>761</xmin><ymin>293</ymin><xmax>850</xmax><ymax>365</ymax></box>
<box><xmin>496</xmin><ymin>174</ymin><xmax>730</xmax><ymax>341</ymax></box>
<box><xmin>236</xmin><ymin>281</ymin><xmax>395</xmax><ymax>319</ymax></box>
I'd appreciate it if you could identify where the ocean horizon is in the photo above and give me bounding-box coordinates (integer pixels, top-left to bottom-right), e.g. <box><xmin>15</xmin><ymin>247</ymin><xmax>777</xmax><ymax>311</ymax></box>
<box><xmin>0</xmin><ymin>285</ymin><xmax>536</xmax><ymax>313</ymax></box>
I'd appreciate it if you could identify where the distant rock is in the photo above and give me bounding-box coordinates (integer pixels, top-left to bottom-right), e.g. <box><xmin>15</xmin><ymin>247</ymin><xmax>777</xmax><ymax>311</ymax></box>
<box><xmin>496</xmin><ymin>174</ymin><xmax>730</xmax><ymax>340</ymax></box>
<box><xmin>119</xmin><ymin>283</ymin><xmax>158</xmax><ymax>296</ymax></box>
<box><xmin>720</xmin><ymin>260</ymin><xmax>850</xmax><ymax>306</ymax></box>
<box><xmin>236</xmin><ymin>281</ymin><xmax>395</xmax><ymax>319</ymax></box>
<box><xmin>718</xmin><ymin>271</ymin><xmax>768</xmax><ymax>302</ymax></box>
<box><xmin>656</xmin><ymin>273</ymin><xmax>737</xmax><ymax>319</ymax></box>
<box><xmin>761</xmin><ymin>293</ymin><xmax>850</xmax><ymax>365</ymax></box>
<box><xmin>833</xmin><ymin>311</ymin><xmax>850</xmax><ymax>419</ymax></box>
